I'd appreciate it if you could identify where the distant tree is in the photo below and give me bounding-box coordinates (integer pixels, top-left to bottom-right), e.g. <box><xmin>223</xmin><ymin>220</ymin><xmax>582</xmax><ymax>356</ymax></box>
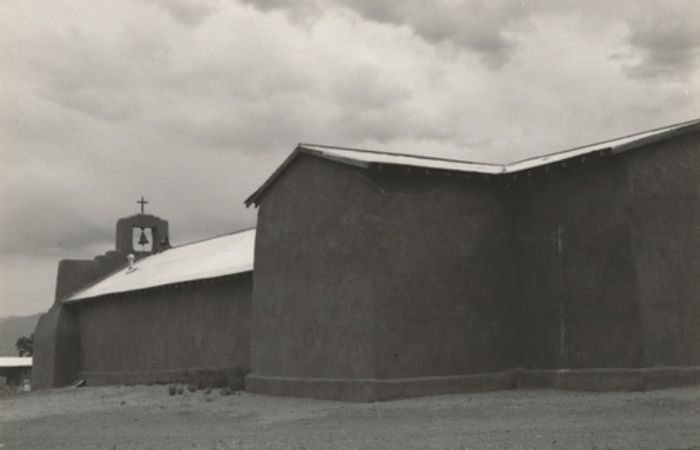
<box><xmin>16</xmin><ymin>335</ymin><xmax>33</xmax><ymax>357</ymax></box>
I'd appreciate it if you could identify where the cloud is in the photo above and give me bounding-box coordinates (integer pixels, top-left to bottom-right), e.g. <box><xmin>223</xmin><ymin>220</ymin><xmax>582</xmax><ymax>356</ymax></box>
<box><xmin>340</xmin><ymin>0</ymin><xmax>527</xmax><ymax>69</ymax></box>
<box><xmin>622</xmin><ymin>9</ymin><xmax>700</xmax><ymax>80</ymax></box>
<box><xmin>138</xmin><ymin>0</ymin><xmax>222</xmax><ymax>27</ymax></box>
<box><xmin>240</xmin><ymin>0</ymin><xmax>527</xmax><ymax>68</ymax></box>
<box><xmin>1</xmin><ymin>0</ymin><xmax>699</xmax><ymax>315</ymax></box>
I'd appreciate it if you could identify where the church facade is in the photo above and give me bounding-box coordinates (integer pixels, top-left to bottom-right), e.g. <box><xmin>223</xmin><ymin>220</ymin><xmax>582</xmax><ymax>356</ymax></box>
<box><xmin>33</xmin><ymin>119</ymin><xmax>700</xmax><ymax>401</ymax></box>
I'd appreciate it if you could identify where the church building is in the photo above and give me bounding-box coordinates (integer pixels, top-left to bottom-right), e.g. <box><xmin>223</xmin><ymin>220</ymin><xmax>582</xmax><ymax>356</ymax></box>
<box><xmin>33</xmin><ymin>118</ymin><xmax>700</xmax><ymax>401</ymax></box>
<box><xmin>32</xmin><ymin>201</ymin><xmax>254</xmax><ymax>390</ymax></box>
<box><xmin>244</xmin><ymin>118</ymin><xmax>700</xmax><ymax>401</ymax></box>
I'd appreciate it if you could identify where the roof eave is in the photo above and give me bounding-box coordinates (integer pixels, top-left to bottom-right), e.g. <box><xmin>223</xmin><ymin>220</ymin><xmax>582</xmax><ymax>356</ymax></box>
<box><xmin>63</xmin><ymin>268</ymin><xmax>254</xmax><ymax>304</ymax></box>
<box><xmin>244</xmin><ymin>118</ymin><xmax>700</xmax><ymax>206</ymax></box>
<box><xmin>244</xmin><ymin>145</ymin><xmax>372</xmax><ymax>207</ymax></box>
<box><xmin>611</xmin><ymin>119</ymin><xmax>700</xmax><ymax>155</ymax></box>
<box><xmin>245</xmin><ymin>145</ymin><xmax>303</xmax><ymax>207</ymax></box>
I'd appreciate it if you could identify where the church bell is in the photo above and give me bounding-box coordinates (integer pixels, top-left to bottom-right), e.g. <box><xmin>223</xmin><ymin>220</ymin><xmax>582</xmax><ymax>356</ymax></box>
<box><xmin>138</xmin><ymin>228</ymin><xmax>150</xmax><ymax>247</ymax></box>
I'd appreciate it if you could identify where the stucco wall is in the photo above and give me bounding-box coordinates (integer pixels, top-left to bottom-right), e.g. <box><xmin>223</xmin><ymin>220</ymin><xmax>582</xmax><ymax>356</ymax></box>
<box><xmin>54</xmin><ymin>259</ymin><xmax>124</xmax><ymax>304</ymax></box>
<box><xmin>627</xmin><ymin>130</ymin><xmax>700</xmax><ymax>368</ymax></box>
<box><xmin>249</xmin><ymin>130</ymin><xmax>700</xmax><ymax>400</ymax></box>
<box><xmin>512</xmin><ymin>156</ymin><xmax>643</xmax><ymax>370</ymax></box>
<box><xmin>32</xmin><ymin>254</ymin><xmax>125</xmax><ymax>390</ymax></box>
<box><xmin>251</xmin><ymin>156</ymin><xmax>382</xmax><ymax>381</ymax></box>
<box><xmin>31</xmin><ymin>303</ymin><xmax>81</xmax><ymax>390</ymax></box>
<box><xmin>76</xmin><ymin>273</ymin><xmax>252</xmax><ymax>387</ymax></box>
<box><xmin>249</xmin><ymin>155</ymin><xmax>514</xmax><ymax>399</ymax></box>
<box><xmin>511</xmin><ymin>131</ymin><xmax>700</xmax><ymax>374</ymax></box>
<box><xmin>364</xmin><ymin>168</ymin><xmax>514</xmax><ymax>379</ymax></box>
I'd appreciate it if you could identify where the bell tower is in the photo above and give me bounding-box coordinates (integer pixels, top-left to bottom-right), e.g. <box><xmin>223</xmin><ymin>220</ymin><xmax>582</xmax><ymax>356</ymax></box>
<box><xmin>115</xmin><ymin>196</ymin><xmax>170</xmax><ymax>257</ymax></box>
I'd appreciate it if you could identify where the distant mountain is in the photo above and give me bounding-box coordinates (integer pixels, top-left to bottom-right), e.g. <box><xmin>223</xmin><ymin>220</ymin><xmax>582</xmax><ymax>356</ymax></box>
<box><xmin>0</xmin><ymin>313</ymin><xmax>42</xmax><ymax>356</ymax></box>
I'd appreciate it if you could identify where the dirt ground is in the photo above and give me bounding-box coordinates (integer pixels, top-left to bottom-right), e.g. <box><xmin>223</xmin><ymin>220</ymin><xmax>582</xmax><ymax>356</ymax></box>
<box><xmin>1</xmin><ymin>385</ymin><xmax>699</xmax><ymax>449</ymax></box>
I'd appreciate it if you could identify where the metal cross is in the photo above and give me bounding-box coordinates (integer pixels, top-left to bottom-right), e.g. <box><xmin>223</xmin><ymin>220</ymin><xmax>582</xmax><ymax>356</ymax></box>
<box><xmin>137</xmin><ymin>196</ymin><xmax>149</xmax><ymax>214</ymax></box>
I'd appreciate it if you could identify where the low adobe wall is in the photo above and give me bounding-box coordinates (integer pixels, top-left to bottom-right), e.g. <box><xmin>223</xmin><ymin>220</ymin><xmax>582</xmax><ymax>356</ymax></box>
<box><xmin>76</xmin><ymin>273</ymin><xmax>252</xmax><ymax>388</ymax></box>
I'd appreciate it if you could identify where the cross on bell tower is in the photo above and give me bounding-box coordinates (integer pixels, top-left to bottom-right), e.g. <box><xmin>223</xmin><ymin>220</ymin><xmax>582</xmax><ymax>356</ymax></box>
<box><xmin>115</xmin><ymin>197</ymin><xmax>169</xmax><ymax>256</ymax></box>
<box><xmin>137</xmin><ymin>196</ymin><xmax>149</xmax><ymax>215</ymax></box>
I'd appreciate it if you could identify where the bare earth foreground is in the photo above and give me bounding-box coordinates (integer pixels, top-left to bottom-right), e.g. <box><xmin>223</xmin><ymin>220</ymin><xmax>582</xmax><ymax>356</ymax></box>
<box><xmin>1</xmin><ymin>385</ymin><xmax>699</xmax><ymax>449</ymax></box>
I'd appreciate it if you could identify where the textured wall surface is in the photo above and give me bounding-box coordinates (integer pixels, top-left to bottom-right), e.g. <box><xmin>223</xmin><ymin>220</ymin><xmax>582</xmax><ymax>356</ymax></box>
<box><xmin>627</xmin><ymin>131</ymin><xmax>700</xmax><ymax>368</ymax></box>
<box><xmin>249</xmin><ymin>130</ymin><xmax>700</xmax><ymax>400</ymax></box>
<box><xmin>249</xmin><ymin>155</ymin><xmax>516</xmax><ymax>399</ymax></box>
<box><xmin>32</xmin><ymin>255</ymin><xmax>123</xmax><ymax>390</ymax></box>
<box><xmin>364</xmin><ymin>168</ymin><xmax>514</xmax><ymax>379</ymax></box>
<box><xmin>77</xmin><ymin>274</ymin><xmax>252</xmax><ymax>387</ymax></box>
<box><xmin>31</xmin><ymin>303</ymin><xmax>81</xmax><ymax>390</ymax></box>
<box><xmin>512</xmin><ymin>156</ymin><xmax>643</xmax><ymax>370</ymax></box>
<box><xmin>251</xmin><ymin>156</ymin><xmax>384</xmax><ymax>381</ymax></box>
<box><xmin>54</xmin><ymin>259</ymin><xmax>123</xmax><ymax>304</ymax></box>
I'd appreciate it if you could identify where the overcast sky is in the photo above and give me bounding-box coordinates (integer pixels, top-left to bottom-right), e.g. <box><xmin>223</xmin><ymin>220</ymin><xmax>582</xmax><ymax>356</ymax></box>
<box><xmin>1</xmin><ymin>0</ymin><xmax>699</xmax><ymax>317</ymax></box>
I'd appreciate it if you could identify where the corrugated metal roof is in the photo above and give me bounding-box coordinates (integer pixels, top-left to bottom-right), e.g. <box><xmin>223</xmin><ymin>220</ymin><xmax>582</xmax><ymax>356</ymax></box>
<box><xmin>0</xmin><ymin>357</ymin><xmax>32</xmax><ymax>368</ymax></box>
<box><xmin>245</xmin><ymin>118</ymin><xmax>700</xmax><ymax>206</ymax></box>
<box><xmin>65</xmin><ymin>228</ymin><xmax>255</xmax><ymax>302</ymax></box>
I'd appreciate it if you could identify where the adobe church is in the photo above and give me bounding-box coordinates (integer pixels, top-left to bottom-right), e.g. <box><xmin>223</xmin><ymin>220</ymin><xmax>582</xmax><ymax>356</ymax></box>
<box><xmin>33</xmin><ymin>119</ymin><xmax>700</xmax><ymax>401</ymax></box>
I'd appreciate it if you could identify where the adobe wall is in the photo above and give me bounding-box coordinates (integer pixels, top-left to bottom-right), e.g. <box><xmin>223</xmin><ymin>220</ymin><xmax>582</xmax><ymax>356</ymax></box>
<box><xmin>364</xmin><ymin>167</ymin><xmax>514</xmax><ymax>379</ymax></box>
<box><xmin>249</xmin><ymin>131</ymin><xmax>700</xmax><ymax>400</ymax></box>
<box><xmin>511</xmin><ymin>132</ymin><xmax>700</xmax><ymax>391</ymax></box>
<box><xmin>31</xmin><ymin>303</ymin><xmax>81</xmax><ymax>390</ymax></box>
<box><xmin>76</xmin><ymin>273</ymin><xmax>252</xmax><ymax>388</ymax></box>
<box><xmin>249</xmin><ymin>156</ymin><xmax>383</xmax><ymax>389</ymax></box>
<box><xmin>626</xmin><ymin>130</ymin><xmax>700</xmax><ymax>372</ymax></box>
<box><xmin>512</xmin><ymin>155</ymin><xmax>644</xmax><ymax>372</ymax></box>
<box><xmin>248</xmin><ymin>155</ymin><xmax>515</xmax><ymax>400</ymax></box>
<box><xmin>32</xmin><ymin>256</ymin><xmax>124</xmax><ymax>390</ymax></box>
<box><xmin>54</xmin><ymin>258</ymin><xmax>124</xmax><ymax>305</ymax></box>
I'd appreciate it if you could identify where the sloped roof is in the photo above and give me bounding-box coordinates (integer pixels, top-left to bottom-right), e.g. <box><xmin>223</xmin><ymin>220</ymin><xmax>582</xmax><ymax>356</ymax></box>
<box><xmin>246</xmin><ymin>118</ymin><xmax>700</xmax><ymax>206</ymax></box>
<box><xmin>65</xmin><ymin>228</ymin><xmax>255</xmax><ymax>302</ymax></box>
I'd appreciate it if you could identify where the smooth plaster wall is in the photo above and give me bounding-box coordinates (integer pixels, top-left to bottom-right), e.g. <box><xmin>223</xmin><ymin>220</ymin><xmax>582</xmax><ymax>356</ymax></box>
<box><xmin>251</xmin><ymin>155</ymin><xmax>514</xmax><ymax>386</ymax></box>
<box><xmin>77</xmin><ymin>274</ymin><xmax>252</xmax><ymax>387</ymax></box>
